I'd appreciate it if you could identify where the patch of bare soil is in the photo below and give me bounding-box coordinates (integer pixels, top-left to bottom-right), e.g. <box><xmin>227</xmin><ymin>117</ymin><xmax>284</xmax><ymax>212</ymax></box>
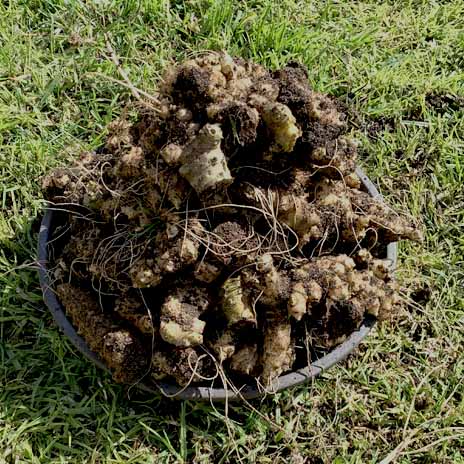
<box><xmin>425</xmin><ymin>92</ymin><xmax>464</xmax><ymax>114</ymax></box>
<box><xmin>42</xmin><ymin>53</ymin><xmax>421</xmax><ymax>389</ymax></box>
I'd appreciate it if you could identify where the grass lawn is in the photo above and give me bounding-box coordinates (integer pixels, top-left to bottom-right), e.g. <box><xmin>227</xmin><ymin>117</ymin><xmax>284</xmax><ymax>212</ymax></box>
<box><xmin>1</xmin><ymin>0</ymin><xmax>463</xmax><ymax>462</ymax></box>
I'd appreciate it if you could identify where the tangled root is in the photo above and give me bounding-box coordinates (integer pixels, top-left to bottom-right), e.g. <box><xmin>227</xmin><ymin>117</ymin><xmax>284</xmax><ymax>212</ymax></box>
<box><xmin>243</xmin><ymin>177</ymin><xmax>421</xmax><ymax>249</ymax></box>
<box><xmin>130</xmin><ymin>219</ymin><xmax>204</xmax><ymax>288</ymax></box>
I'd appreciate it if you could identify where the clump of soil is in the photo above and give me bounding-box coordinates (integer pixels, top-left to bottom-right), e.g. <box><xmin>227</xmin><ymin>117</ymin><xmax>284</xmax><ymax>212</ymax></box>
<box><xmin>42</xmin><ymin>53</ymin><xmax>421</xmax><ymax>390</ymax></box>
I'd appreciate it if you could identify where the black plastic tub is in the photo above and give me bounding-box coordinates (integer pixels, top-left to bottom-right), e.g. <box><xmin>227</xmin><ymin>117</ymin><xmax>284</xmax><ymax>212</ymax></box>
<box><xmin>37</xmin><ymin>167</ymin><xmax>397</xmax><ymax>401</ymax></box>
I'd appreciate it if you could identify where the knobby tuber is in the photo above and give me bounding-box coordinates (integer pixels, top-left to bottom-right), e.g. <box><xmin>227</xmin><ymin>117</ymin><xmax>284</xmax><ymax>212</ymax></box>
<box><xmin>159</xmin><ymin>287</ymin><xmax>210</xmax><ymax>347</ymax></box>
<box><xmin>261</xmin><ymin>318</ymin><xmax>294</xmax><ymax>384</ymax></box>
<box><xmin>56</xmin><ymin>284</ymin><xmax>149</xmax><ymax>384</ymax></box>
<box><xmin>178</xmin><ymin>124</ymin><xmax>233</xmax><ymax>194</ymax></box>
<box><xmin>43</xmin><ymin>52</ymin><xmax>420</xmax><ymax>390</ymax></box>
<box><xmin>221</xmin><ymin>276</ymin><xmax>256</xmax><ymax>326</ymax></box>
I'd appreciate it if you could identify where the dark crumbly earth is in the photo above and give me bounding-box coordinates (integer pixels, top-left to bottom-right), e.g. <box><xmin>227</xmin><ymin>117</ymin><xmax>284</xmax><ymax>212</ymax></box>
<box><xmin>42</xmin><ymin>53</ymin><xmax>421</xmax><ymax>390</ymax></box>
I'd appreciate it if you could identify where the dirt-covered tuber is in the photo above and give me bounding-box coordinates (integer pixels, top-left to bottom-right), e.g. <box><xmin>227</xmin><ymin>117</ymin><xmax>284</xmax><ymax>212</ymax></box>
<box><xmin>44</xmin><ymin>52</ymin><xmax>420</xmax><ymax>391</ymax></box>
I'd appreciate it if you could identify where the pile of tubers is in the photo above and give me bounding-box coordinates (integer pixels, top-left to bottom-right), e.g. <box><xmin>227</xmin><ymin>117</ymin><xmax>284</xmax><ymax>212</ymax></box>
<box><xmin>43</xmin><ymin>53</ymin><xmax>420</xmax><ymax>389</ymax></box>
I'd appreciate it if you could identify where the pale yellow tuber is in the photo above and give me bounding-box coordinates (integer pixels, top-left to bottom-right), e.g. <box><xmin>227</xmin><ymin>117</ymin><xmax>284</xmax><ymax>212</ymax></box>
<box><xmin>261</xmin><ymin>318</ymin><xmax>294</xmax><ymax>385</ymax></box>
<box><xmin>288</xmin><ymin>282</ymin><xmax>308</xmax><ymax>321</ymax></box>
<box><xmin>159</xmin><ymin>288</ymin><xmax>209</xmax><ymax>347</ymax></box>
<box><xmin>221</xmin><ymin>276</ymin><xmax>255</xmax><ymax>326</ymax></box>
<box><xmin>261</xmin><ymin>102</ymin><xmax>302</xmax><ymax>153</ymax></box>
<box><xmin>179</xmin><ymin>124</ymin><xmax>233</xmax><ymax>193</ymax></box>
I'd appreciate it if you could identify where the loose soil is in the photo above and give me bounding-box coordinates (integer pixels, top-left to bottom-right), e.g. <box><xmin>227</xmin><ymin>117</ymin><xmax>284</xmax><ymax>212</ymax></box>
<box><xmin>425</xmin><ymin>92</ymin><xmax>464</xmax><ymax>114</ymax></box>
<box><xmin>42</xmin><ymin>53</ymin><xmax>421</xmax><ymax>391</ymax></box>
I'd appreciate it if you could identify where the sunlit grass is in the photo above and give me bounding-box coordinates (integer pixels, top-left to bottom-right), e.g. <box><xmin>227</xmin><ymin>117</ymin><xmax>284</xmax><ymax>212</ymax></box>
<box><xmin>1</xmin><ymin>0</ymin><xmax>463</xmax><ymax>462</ymax></box>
